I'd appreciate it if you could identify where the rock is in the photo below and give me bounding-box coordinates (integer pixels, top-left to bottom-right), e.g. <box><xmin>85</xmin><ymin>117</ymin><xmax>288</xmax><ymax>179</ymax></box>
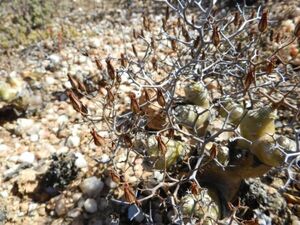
<box><xmin>240</xmin><ymin>179</ymin><xmax>288</xmax><ymax>224</ymax></box>
<box><xmin>66</xmin><ymin>135</ymin><xmax>81</xmax><ymax>148</ymax></box>
<box><xmin>80</xmin><ymin>176</ymin><xmax>104</xmax><ymax>197</ymax></box>
<box><xmin>97</xmin><ymin>154</ymin><xmax>110</xmax><ymax>163</ymax></box>
<box><xmin>67</xmin><ymin>208</ymin><xmax>82</xmax><ymax>218</ymax></box>
<box><xmin>84</xmin><ymin>198</ymin><xmax>98</xmax><ymax>213</ymax></box>
<box><xmin>45</xmin><ymin>76</ymin><xmax>56</xmax><ymax>85</ymax></box>
<box><xmin>47</xmin><ymin>54</ymin><xmax>61</xmax><ymax>71</ymax></box>
<box><xmin>89</xmin><ymin>37</ymin><xmax>101</xmax><ymax>48</ymax></box>
<box><xmin>30</xmin><ymin>134</ymin><xmax>39</xmax><ymax>142</ymax></box>
<box><xmin>75</xmin><ymin>152</ymin><xmax>88</xmax><ymax>168</ymax></box>
<box><xmin>16</xmin><ymin>118</ymin><xmax>34</xmax><ymax>135</ymax></box>
<box><xmin>19</xmin><ymin>151</ymin><xmax>35</xmax><ymax>164</ymax></box>
<box><xmin>55</xmin><ymin>198</ymin><xmax>67</xmax><ymax>216</ymax></box>
<box><xmin>0</xmin><ymin>144</ymin><xmax>9</xmax><ymax>152</ymax></box>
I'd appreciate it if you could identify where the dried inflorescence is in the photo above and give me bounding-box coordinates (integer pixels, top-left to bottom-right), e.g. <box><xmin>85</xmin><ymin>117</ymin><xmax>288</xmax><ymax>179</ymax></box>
<box><xmin>65</xmin><ymin>0</ymin><xmax>300</xmax><ymax>224</ymax></box>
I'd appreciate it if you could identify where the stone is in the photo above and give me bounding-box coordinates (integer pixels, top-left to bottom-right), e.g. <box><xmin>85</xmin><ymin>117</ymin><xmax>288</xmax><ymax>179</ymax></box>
<box><xmin>0</xmin><ymin>144</ymin><xmax>9</xmax><ymax>152</ymax></box>
<box><xmin>66</xmin><ymin>135</ymin><xmax>81</xmax><ymax>148</ymax></box>
<box><xmin>97</xmin><ymin>154</ymin><xmax>110</xmax><ymax>163</ymax></box>
<box><xmin>15</xmin><ymin>118</ymin><xmax>34</xmax><ymax>135</ymax></box>
<box><xmin>89</xmin><ymin>37</ymin><xmax>101</xmax><ymax>48</ymax></box>
<box><xmin>75</xmin><ymin>152</ymin><xmax>88</xmax><ymax>168</ymax></box>
<box><xmin>67</xmin><ymin>208</ymin><xmax>82</xmax><ymax>218</ymax></box>
<box><xmin>19</xmin><ymin>151</ymin><xmax>35</xmax><ymax>164</ymax></box>
<box><xmin>80</xmin><ymin>176</ymin><xmax>104</xmax><ymax>197</ymax></box>
<box><xmin>55</xmin><ymin>198</ymin><xmax>67</xmax><ymax>217</ymax></box>
<box><xmin>84</xmin><ymin>198</ymin><xmax>97</xmax><ymax>213</ymax></box>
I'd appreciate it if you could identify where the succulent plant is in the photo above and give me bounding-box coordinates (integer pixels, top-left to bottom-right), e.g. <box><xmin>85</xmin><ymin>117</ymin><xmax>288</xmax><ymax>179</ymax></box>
<box><xmin>174</xmin><ymin>104</ymin><xmax>210</xmax><ymax>134</ymax></box>
<box><xmin>250</xmin><ymin>135</ymin><xmax>297</xmax><ymax>167</ymax></box>
<box><xmin>146</xmin><ymin>135</ymin><xmax>188</xmax><ymax>169</ymax></box>
<box><xmin>181</xmin><ymin>189</ymin><xmax>220</xmax><ymax>224</ymax></box>
<box><xmin>239</xmin><ymin>104</ymin><xmax>277</xmax><ymax>142</ymax></box>
<box><xmin>250</xmin><ymin>135</ymin><xmax>285</xmax><ymax>166</ymax></box>
<box><xmin>219</xmin><ymin>98</ymin><xmax>244</xmax><ymax>125</ymax></box>
<box><xmin>184</xmin><ymin>82</ymin><xmax>210</xmax><ymax>108</ymax></box>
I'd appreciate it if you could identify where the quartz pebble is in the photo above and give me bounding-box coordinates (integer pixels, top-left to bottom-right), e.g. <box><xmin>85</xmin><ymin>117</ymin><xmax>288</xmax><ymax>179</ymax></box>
<box><xmin>75</xmin><ymin>152</ymin><xmax>88</xmax><ymax>168</ymax></box>
<box><xmin>97</xmin><ymin>154</ymin><xmax>110</xmax><ymax>163</ymax></box>
<box><xmin>19</xmin><ymin>151</ymin><xmax>35</xmax><ymax>164</ymax></box>
<box><xmin>0</xmin><ymin>144</ymin><xmax>9</xmax><ymax>152</ymax></box>
<box><xmin>84</xmin><ymin>198</ymin><xmax>98</xmax><ymax>213</ymax></box>
<box><xmin>89</xmin><ymin>37</ymin><xmax>101</xmax><ymax>48</ymax></box>
<box><xmin>55</xmin><ymin>198</ymin><xmax>67</xmax><ymax>216</ymax></box>
<box><xmin>66</xmin><ymin>135</ymin><xmax>81</xmax><ymax>148</ymax></box>
<box><xmin>80</xmin><ymin>177</ymin><xmax>104</xmax><ymax>197</ymax></box>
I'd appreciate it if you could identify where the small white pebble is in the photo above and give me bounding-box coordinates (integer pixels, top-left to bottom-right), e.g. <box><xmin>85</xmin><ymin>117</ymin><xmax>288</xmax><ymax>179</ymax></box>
<box><xmin>75</xmin><ymin>152</ymin><xmax>88</xmax><ymax>168</ymax></box>
<box><xmin>30</xmin><ymin>134</ymin><xmax>39</xmax><ymax>142</ymax></box>
<box><xmin>84</xmin><ymin>198</ymin><xmax>97</xmax><ymax>213</ymax></box>
<box><xmin>19</xmin><ymin>151</ymin><xmax>35</xmax><ymax>164</ymax></box>
<box><xmin>89</xmin><ymin>37</ymin><xmax>101</xmax><ymax>48</ymax></box>
<box><xmin>66</xmin><ymin>135</ymin><xmax>81</xmax><ymax>148</ymax></box>
<box><xmin>97</xmin><ymin>154</ymin><xmax>110</xmax><ymax>163</ymax></box>
<box><xmin>0</xmin><ymin>191</ymin><xmax>8</xmax><ymax>198</ymax></box>
<box><xmin>45</xmin><ymin>76</ymin><xmax>56</xmax><ymax>85</ymax></box>
<box><xmin>57</xmin><ymin>115</ymin><xmax>69</xmax><ymax>126</ymax></box>
<box><xmin>80</xmin><ymin>176</ymin><xmax>104</xmax><ymax>197</ymax></box>
<box><xmin>0</xmin><ymin>144</ymin><xmax>9</xmax><ymax>152</ymax></box>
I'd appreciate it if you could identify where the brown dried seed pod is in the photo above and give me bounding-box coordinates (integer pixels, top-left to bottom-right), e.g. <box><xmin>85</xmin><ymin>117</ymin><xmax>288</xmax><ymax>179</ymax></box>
<box><xmin>77</xmin><ymin>80</ymin><xmax>87</xmax><ymax>93</ymax></box>
<box><xmin>156</xmin><ymin>89</ymin><xmax>166</xmax><ymax>107</ymax></box>
<box><xmin>212</xmin><ymin>26</ymin><xmax>220</xmax><ymax>47</ymax></box>
<box><xmin>120</xmin><ymin>53</ymin><xmax>127</xmax><ymax>67</ymax></box>
<box><xmin>67</xmin><ymin>89</ymin><xmax>83</xmax><ymax>113</ymax></box>
<box><xmin>90</xmin><ymin>128</ymin><xmax>105</xmax><ymax>146</ymax></box>
<box><xmin>209</xmin><ymin>144</ymin><xmax>218</xmax><ymax>159</ymax></box>
<box><xmin>123</xmin><ymin>183</ymin><xmax>136</xmax><ymax>204</ymax></box>
<box><xmin>151</xmin><ymin>37</ymin><xmax>156</xmax><ymax>49</ymax></box>
<box><xmin>258</xmin><ymin>10</ymin><xmax>268</xmax><ymax>32</ymax></box>
<box><xmin>162</xmin><ymin>18</ymin><xmax>167</xmax><ymax>31</ymax></box>
<box><xmin>193</xmin><ymin>35</ymin><xmax>201</xmax><ymax>48</ymax></box>
<box><xmin>95</xmin><ymin>58</ymin><xmax>103</xmax><ymax>71</ymax></box>
<box><xmin>171</xmin><ymin>39</ymin><xmax>177</xmax><ymax>51</ymax></box>
<box><xmin>155</xmin><ymin>135</ymin><xmax>167</xmax><ymax>155</ymax></box>
<box><xmin>129</xmin><ymin>93</ymin><xmax>140</xmax><ymax>114</ymax></box>
<box><xmin>177</xmin><ymin>18</ymin><xmax>181</xmax><ymax>27</ymax></box>
<box><xmin>191</xmin><ymin>181</ymin><xmax>200</xmax><ymax>196</ymax></box>
<box><xmin>265</xmin><ymin>60</ymin><xmax>275</xmax><ymax>74</ymax></box>
<box><xmin>133</xmin><ymin>29</ymin><xmax>137</xmax><ymax>39</ymax></box>
<box><xmin>106</xmin><ymin>88</ymin><xmax>114</xmax><ymax>103</ymax></box>
<box><xmin>294</xmin><ymin>21</ymin><xmax>300</xmax><ymax>37</ymax></box>
<box><xmin>244</xmin><ymin>66</ymin><xmax>256</xmax><ymax>93</ymax></box>
<box><xmin>132</xmin><ymin>44</ymin><xmax>138</xmax><ymax>57</ymax></box>
<box><xmin>67</xmin><ymin>74</ymin><xmax>79</xmax><ymax>90</ymax></box>
<box><xmin>165</xmin><ymin>6</ymin><xmax>169</xmax><ymax>21</ymax></box>
<box><xmin>182</xmin><ymin>25</ymin><xmax>191</xmax><ymax>42</ymax></box>
<box><xmin>140</xmin><ymin>29</ymin><xmax>145</xmax><ymax>38</ymax></box>
<box><xmin>122</xmin><ymin>134</ymin><xmax>133</xmax><ymax>148</ymax></box>
<box><xmin>106</xmin><ymin>59</ymin><xmax>115</xmax><ymax>80</ymax></box>
<box><xmin>151</xmin><ymin>57</ymin><xmax>158</xmax><ymax>70</ymax></box>
<box><xmin>233</xmin><ymin>11</ymin><xmax>239</xmax><ymax>26</ymax></box>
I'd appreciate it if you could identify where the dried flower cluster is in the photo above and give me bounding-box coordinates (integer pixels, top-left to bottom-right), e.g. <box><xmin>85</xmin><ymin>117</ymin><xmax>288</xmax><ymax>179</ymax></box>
<box><xmin>65</xmin><ymin>1</ymin><xmax>300</xmax><ymax>224</ymax></box>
